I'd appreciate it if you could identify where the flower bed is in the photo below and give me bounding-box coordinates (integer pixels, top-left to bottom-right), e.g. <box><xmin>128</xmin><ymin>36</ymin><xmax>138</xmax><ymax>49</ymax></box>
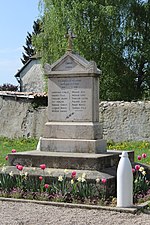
<box><xmin>0</xmin><ymin>149</ymin><xmax>150</xmax><ymax>207</ymax></box>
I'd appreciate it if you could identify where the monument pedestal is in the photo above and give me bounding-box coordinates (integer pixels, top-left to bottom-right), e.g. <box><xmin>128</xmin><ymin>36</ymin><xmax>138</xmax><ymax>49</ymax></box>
<box><xmin>40</xmin><ymin>137</ymin><xmax>106</xmax><ymax>153</ymax></box>
<box><xmin>40</xmin><ymin>121</ymin><xmax>106</xmax><ymax>153</ymax></box>
<box><xmin>43</xmin><ymin>122</ymin><xmax>103</xmax><ymax>140</ymax></box>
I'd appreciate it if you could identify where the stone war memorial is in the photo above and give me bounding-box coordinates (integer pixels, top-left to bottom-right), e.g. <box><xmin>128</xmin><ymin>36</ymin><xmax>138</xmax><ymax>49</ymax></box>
<box><xmin>7</xmin><ymin>33</ymin><xmax>134</xmax><ymax>196</ymax></box>
<box><xmin>40</xmin><ymin>43</ymin><xmax>106</xmax><ymax>154</ymax></box>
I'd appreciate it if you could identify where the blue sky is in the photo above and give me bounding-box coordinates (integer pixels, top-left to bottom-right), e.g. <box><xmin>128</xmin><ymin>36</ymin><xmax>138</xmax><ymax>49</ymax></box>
<box><xmin>0</xmin><ymin>0</ymin><xmax>40</xmax><ymax>86</ymax></box>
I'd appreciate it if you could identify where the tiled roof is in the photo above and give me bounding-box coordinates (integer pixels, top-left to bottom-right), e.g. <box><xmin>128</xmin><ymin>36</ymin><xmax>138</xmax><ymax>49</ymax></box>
<box><xmin>0</xmin><ymin>91</ymin><xmax>47</xmax><ymax>98</ymax></box>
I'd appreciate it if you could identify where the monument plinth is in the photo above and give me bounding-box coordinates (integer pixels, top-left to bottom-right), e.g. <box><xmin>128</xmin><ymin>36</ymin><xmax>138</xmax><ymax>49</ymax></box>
<box><xmin>40</xmin><ymin>51</ymin><xmax>106</xmax><ymax>153</ymax></box>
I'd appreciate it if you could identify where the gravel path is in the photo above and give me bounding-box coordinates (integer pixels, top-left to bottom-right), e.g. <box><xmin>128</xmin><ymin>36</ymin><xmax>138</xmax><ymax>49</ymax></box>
<box><xmin>0</xmin><ymin>200</ymin><xmax>150</xmax><ymax>225</ymax></box>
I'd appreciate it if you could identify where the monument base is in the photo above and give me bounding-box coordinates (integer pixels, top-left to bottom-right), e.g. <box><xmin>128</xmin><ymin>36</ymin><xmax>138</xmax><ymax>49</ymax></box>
<box><xmin>43</xmin><ymin>122</ymin><xmax>103</xmax><ymax>139</ymax></box>
<box><xmin>40</xmin><ymin>137</ymin><xmax>106</xmax><ymax>153</ymax></box>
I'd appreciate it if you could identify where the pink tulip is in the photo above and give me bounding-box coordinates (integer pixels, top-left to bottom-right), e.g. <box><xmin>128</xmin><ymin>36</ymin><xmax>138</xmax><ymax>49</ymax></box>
<box><xmin>132</xmin><ymin>168</ymin><xmax>135</xmax><ymax>173</ymax></box>
<box><xmin>5</xmin><ymin>155</ymin><xmax>8</xmax><ymax>160</ymax></box>
<box><xmin>40</xmin><ymin>164</ymin><xmax>46</xmax><ymax>170</ymax></box>
<box><xmin>101</xmin><ymin>178</ymin><xmax>107</xmax><ymax>184</ymax></box>
<box><xmin>142</xmin><ymin>153</ymin><xmax>147</xmax><ymax>159</ymax></box>
<box><xmin>71</xmin><ymin>171</ymin><xmax>76</xmax><ymax>178</ymax></box>
<box><xmin>44</xmin><ymin>184</ymin><xmax>49</xmax><ymax>189</ymax></box>
<box><xmin>39</xmin><ymin>176</ymin><xmax>43</xmax><ymax>181</ymax></box>
<box><xmin>17</xmin><ymin>165</ymin><xmax>23</xmax><ymax>171</ymax></box>
<box><xmin>12</xmin><ymin>149</ymin><xmax>16</xmax><ymax>153</ymax></box>
<box><xmin>16</xmin><ymin>164</ymin><xmax>19</xmax><ymax>169</ymax></box>
<box><xmin>137</xmin><ymin>155</ymin><xmax>141</xmax><ymax>160</ymax></box>
<box><xmin>135</xmin><ymin>165</ymin><xmax>140</xmax><ymax>171</ymax></box>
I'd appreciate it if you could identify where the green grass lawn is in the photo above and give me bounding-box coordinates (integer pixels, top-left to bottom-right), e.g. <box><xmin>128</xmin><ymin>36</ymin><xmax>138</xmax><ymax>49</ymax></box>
<box><xmin>0</xmin><ymin>137</ymin><xmax>38</xmax><ymax>167</ymax></box>
<box><xmin>0</xmin><ymin>137</ymin><xmax>150</xmax><ymax>166</ymax></box>
<box><xmin>108</xmin><ymin>140</ymin><xmax>150</xmax><ymax>165</ymax></box>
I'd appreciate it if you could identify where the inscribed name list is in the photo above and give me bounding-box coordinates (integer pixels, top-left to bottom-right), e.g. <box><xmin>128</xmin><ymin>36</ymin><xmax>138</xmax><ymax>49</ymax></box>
<box><xmin>48</xmin><ymin>77</ymin><xmax>93</xmax><ymax>121</ymax></box>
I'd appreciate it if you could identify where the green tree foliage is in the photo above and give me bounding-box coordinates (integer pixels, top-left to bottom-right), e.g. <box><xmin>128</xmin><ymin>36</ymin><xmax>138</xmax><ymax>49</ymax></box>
<box><xmin>21</xmin><ymin>32</ymin><xmax>34</xmax><ymax>64</ymax></box>
<box><xmin>21</xmin><ymin>19</ymin><xmax>42</xmax><ymax>65</ymax></box>
<box><xmin>34</xmin><ymin>0</ymin><xmax>150</xmax><ymax>100</ymax></box>
<box><xmin>122</xmin><ymin>0</ymin><xmax>150</xmax><ymax>99</ymax></box>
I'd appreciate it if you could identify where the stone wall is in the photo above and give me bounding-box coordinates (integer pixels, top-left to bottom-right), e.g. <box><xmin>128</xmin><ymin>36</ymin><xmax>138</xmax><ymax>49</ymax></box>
<box><xmin>99</xmin><ymin>101</ymin><xmax>150</xmax><ymax>142</ymax></box>
<box><xmin>0</xmin><ymin>93</ymin><xmax>150</xmax><ymax>142</ymax></box>
<box><xmin>20</xmin><ymin>59</ymin><xmax>45</xmax><ymax>93</ymax></box>
<box><xmin>0</xmin><ymin>93</ymin><xmax>47</xmax><ymax>138</ymax></box>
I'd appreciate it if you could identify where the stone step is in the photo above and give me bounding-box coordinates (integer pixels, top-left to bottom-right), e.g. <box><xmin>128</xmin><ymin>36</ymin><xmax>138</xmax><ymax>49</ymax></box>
<box><xmin>8</xmin><ymin>150</ymin><xmax>118</xmax><ymax>171</ymax></box>
<box><xmin>8</xmin><ymin>150</ymin><xmax>134</xmax><ymax>171</ymax></box>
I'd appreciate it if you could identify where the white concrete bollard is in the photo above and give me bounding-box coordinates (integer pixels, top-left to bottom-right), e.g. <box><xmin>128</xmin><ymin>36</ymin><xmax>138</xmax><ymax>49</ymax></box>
<box><xmin>117</xmin><ymin>151</ymin><xmax>133</xmax><ymax>207</ymax></box>
<box><xmin>36</xmin><ymin>137</ymin><xmax>42</xmax><ymax>151</ymax></box>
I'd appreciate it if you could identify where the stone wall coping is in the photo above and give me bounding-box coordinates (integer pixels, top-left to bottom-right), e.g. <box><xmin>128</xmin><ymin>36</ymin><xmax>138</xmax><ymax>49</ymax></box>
<box><xmin>0</xmin><ymin>91</ymin><xmax>47</xmax><ymax>99</ymax></box>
